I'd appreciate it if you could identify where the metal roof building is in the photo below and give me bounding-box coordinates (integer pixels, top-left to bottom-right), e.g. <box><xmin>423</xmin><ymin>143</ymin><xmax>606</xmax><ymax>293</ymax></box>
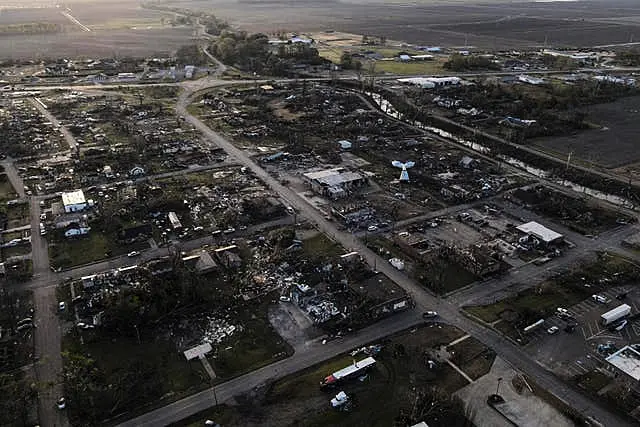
<box><xmin>516</xmin><ymin>221</ymin><xmax>563</xmax><ymax>245</ymax></box>
<box><xmin>61</xmin><ymin>189</ymin><xmax>87</xmax><ymax>213</ymax></box>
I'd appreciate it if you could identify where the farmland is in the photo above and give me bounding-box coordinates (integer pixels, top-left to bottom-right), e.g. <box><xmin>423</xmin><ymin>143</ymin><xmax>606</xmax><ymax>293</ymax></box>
<box><xmin>165</xmin><ymin>0</ymin><xmax>640</xmax><ymax>49</ymax></box>
<box><xmin>531</xmin><ymin>96</ymin><xmax>640</xmax><ymax>170</ymax></box>
<box><xmin>0</xmin><ymin>0</ymin><xmax>190</xmax><ymax>59</ymax></box>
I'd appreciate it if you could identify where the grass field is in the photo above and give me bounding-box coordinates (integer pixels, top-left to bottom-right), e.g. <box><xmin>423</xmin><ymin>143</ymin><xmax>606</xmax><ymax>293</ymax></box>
<box><xmin>302</xmin><ymin>232</ymin><xmax>343</xmax><ymax>259</ymax></box>
<box><xmin>465</xmin><ymin>253</ymin><xmax>640</xmax><ymax>325</ymax></box>
<box><xmin>48</xmin><ymin>229</ymin><xmax>148</xmax><ymax>269</ymax></box>
<box><xmin>212</xmin><ymin>301</ymin><xmax>293</xmax><ymax>380</ymax></box>
<box><xmin>63</xmin><ymin>333</ymin><xmax>209</xmax><ymax>425</ymax></box>
<box><xmin>372</xmin><ymin>59</ymin><xmax>445</xmax><ymax>75</ymax></box>
<box><xmin>172</xmin><ymin>324</ymin><xmax>474</xmax><ymax>427</ymax></box>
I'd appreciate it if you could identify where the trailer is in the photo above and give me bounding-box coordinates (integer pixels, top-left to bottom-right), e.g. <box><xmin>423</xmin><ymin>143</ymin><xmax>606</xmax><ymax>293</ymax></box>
<box><xmin>601</xmin><ymin>304</ymin><xmax>631</xmax><ymax>326</ymax></box>
<box><xmin>523</xmin><ymin>319</ymin><xmax>544</xmax><ymax>333</ymax></box>
<box><xmin>320</xmin><ymin>357</ymin><xmax>376</xmax><ymax>387</ymax></box>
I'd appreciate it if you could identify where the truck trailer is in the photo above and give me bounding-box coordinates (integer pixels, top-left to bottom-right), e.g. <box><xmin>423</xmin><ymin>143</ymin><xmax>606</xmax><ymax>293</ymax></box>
<box><xmin>600</xmin><ymin>304</ymin><xmax>631</xmax><ymax>326</ymax></box>
<box><xmin>320</xmin><ymin>357</ymin><xmax>376</xmax><ymax>387</ymax></box>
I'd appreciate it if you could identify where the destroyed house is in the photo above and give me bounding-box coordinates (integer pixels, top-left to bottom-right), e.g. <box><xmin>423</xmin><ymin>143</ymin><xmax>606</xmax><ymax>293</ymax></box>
<box><xmin>303</xmin><ymin>168</ymin><xmax>367</xmax><ymax>199</ymax></box>
<box><xmin>119</xmin><ymin>223</ymin><xmax>153</xmax><ymax>241</ymax></box>
<box><xmin>214</xmin><ymin>245</ymin><xmax>242</xmax><ymax>269</ymax></box>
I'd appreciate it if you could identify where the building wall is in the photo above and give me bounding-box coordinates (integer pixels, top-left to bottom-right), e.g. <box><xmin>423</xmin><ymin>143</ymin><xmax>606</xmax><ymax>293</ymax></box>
<box><xmin>64</xmin><ymin>203</ymin><xmax>87</xmax><ymax>214</ymax></box>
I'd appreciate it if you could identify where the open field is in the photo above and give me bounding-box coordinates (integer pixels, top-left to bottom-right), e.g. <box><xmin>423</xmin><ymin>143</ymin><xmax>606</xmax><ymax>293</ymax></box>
<box><xmin>532</xmin><ymin>96</ymin><xmax>640</xmax><ymax>170</ymax></box>
<box><xmin>66</xmin><ymin>0</ymin><xmax>170</xmax><ymax>27</ymax></box>
<box><xmin>0</xmin><ymin>27</ymin><xmax>195</xmax><ymax>59</ymax></box>
<box><xmin>167</xmin><ymin>0</ymin><xmax>640</xmax><ymax>49</ymax></box>
<box><xmin>0</xmin><ymin>0</ymin><xmax>189</xmax><ymax>59</ymax></box>
<box><xmin>0</xmin><ymin>7</ymin><xmax>68</xmax><ymax>25</ymax></box>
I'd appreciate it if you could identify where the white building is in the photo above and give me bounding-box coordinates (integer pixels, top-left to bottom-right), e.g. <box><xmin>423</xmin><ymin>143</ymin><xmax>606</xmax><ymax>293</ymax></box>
<box><xmin>397</xmin><ymin>77</ymin><xmax>461</xmax><ymax>89</ymax></box>
<box><xmin>62</xmin><ymin>190</ymin><xmax>88</xmax><ymax>213</ymax></box>
<box><xmin>606</xmin><ymin>345</ymin><xmax>640</xmax><ymax>382</ymax></box>
<box><xmin>516</xmin><ymin>221</ymin><xmax>563</xmax><ymax>246</ymax></box>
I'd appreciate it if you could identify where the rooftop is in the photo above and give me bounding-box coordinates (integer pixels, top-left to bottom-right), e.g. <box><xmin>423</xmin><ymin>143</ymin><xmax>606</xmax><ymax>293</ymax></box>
<box><xmin>61</xmin><ymin>189</ymin><xmax>86</xmax><ymax>207</ymax></box>
<box><xmin>516</xmin><ymin>221</ymin><xmax>563</xmax><ymax>243</ymax></box>
<box><xmin>606</xmin><ymin>345</ymin><xmax>640</xmax><ymax>381</ymax></box>
<box><xmin>303</xmin><ymin>168</ymin><xmax>365</xmax><ymax>186</ymax></box>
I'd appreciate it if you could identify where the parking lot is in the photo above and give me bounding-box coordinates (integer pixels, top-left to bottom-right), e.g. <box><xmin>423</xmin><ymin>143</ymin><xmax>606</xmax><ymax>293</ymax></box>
<box><xmin>525</xmin><ymin>286</ymin><xmax>640</xmax><ymax>378</ymax></box>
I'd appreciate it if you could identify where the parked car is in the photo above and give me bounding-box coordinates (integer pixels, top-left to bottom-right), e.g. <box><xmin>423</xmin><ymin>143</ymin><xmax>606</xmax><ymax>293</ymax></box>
<box><xmin>592</xmin><ymin>294</ymin><xmax>609</xmax><ymax>304</ymax></box>
<box><xmin>616</xmin><ymin>292</ymin><xmax>628</xmax><ymax>300</ymax></box>
<box><xmin>547</xmin><ymin>326</ymin><xmax>560</xmax><ymax>335</ymax></box>
<box><xmin>57</xmin><ymin>397</ymin><xmax>66</xmax><ymax>410</ymax></box>
<box><xmin>58</xmin><ymin>302</ymin><xmax>66</xmax><ymax>311</ymax></box>
<box><xmin>422</xmin><ymin>311</ymin><xmax>438</xmax><ymax>319</ymax></box>
<box><xmin>367</xmin><ymin>225</ymin><xmax>378</xmax><ymax>232</ymax></box>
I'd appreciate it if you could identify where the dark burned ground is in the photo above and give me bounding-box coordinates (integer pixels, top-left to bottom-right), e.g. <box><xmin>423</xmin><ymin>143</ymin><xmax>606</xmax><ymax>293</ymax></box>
<box><xmin>169</xmin><ymin>0</ymin><xmax>640</xmax><ymax>48</ymax></box>
<box><xmin>530</xmin><ymin>96</ymin><xmax>640</xmax><ymax>169</ymax></box>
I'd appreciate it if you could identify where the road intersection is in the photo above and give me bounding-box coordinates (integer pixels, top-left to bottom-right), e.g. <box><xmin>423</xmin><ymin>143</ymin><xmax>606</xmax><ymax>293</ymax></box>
<box><xmin>4</xmin><ymin>68</ymin><xmax>640</xmax><ymax>426</ymax></box>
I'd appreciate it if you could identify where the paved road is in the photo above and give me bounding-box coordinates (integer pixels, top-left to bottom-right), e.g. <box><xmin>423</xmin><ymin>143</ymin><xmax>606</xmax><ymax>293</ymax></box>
<box><xmin>6</xmin><ymin>74</ymin><xmax>636</xmax><ymax>426</ymax></box>
<box><xmin>148</xmin><ymin>91</ymin><xmax>634</xmax><ymax>427</ymax></box>
<box><xmin>1</xmin><ymin>159</ymin><xmax>25</xmax><ymax>198</ymax></box>
<box><xmin>29</xmin><ymin>97</ymin><xmax>78</xmax><ymax>152</ymax></box>
<box><xmin>120</xmin><ymin>311</ymin><xmax>422</xmax><ymax>427</ymax></box>
<box><xmin>29</xmin><ymin>181</ymin><xmax>68</xmax><ymax>426</ymax></box>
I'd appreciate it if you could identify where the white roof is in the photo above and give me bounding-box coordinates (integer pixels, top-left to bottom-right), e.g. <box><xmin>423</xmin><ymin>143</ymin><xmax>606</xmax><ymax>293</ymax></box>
<box><xmin>332</xmin><ymin>357</ymin><xmax>376</xmax><ymax>379</ymax></box>
<box><xmin>397</xmin><ymin>77</ymin><xmax>461</xmax><ymax>88</ymax></box>
<box><xmin>183</xmin><ymin>342</ymin><xmax>213</xmax><ymax>361</ymax></box>
<box><xmin>303</xmin><ymin>167</ymin><xmax>346</xmax><ymax>180</ymax></box>
<box><xmin>606</xmin><ymin>345</ymin><xmax>640</xmax><ymax>381</ymax></box>
<box><xmin>516</xmin><ymin>221</ymin><xmax>563</xmax><ymax>243</ymax></box>
<box><xmin>61</xmin><ymin>189</ymin><xmax>86</xmax><ymax>207</ymax></box>
<box><xmin>303</xmin><ymin>168</ymin><xmax>364</xmax><ymax>186</ymax></box>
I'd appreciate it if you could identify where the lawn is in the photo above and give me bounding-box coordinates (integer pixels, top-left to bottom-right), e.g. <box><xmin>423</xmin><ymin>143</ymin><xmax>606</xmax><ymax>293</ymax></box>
<box><xmin>48</xmin><ymin>229</ymin><xmax>148</xmax><ymax>269</ymax></box>
<box><xmin>268</xmin><ymin>324</ymin><xmax>471</xmax><ymax>426</ymax></box>
<box><xmin>367</xmin><ymin>236</ymin><xmax>478</xmax><ymax>294</ymax></box>
<box><xmin>212</xmin><ymin>301</ymin><xmax>293</xmax><ymax>380</ymax></box>
<box><xmin>465</xmin><ymin>253</ymin><xmax>640</xmax><ymax>325</ymax></box>
<box><xmin>5</xmin><ymin>202</ymin><xmax>29</xmax><ymax>229</ymax></box>
<box><xmin>449</xmin><ymin>337</ymin><xmax>496</xmax><ymax>381</ymax></box>
<box><xmin>0</xmin><ymin>173</ymin><xmax>16</xmax><ymax>202</ymax></box>
<box><xmin>372</xmin><ymin>59</ymin><xmax>446</xmax><ymax>75</ymax></box>
<box><xmin>303</xmin><ymin>232</ymin><xmax>343</xmax><ymax>259</ymax></box>
<box><xmin>575</xmin><ymin>370</ymin><xmax>611</xmax><ymax>394</ymax></box>
<box><xmin>63</xmin><ymin>333</ymin><xmax>209</xmax><ymax>425</ymax></box>
<box><xmin>177</xmin><ymin>324</ymin><xmax>475</xmax><ymax>427</ymax></box>
<box><xmin>2</xmin><ymin>244</ymin><xmax>31</xmax><ymax>259</ymax></box>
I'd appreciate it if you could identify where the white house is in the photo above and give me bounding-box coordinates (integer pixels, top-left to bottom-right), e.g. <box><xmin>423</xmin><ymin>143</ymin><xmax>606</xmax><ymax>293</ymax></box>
<box><xmin>62</xmin><ymin>190</ymin><xmax>88</xmax><ymax>213</ymax></box>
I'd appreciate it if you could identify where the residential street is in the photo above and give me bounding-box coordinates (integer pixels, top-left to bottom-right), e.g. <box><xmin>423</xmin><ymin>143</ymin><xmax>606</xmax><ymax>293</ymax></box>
<box><xmin>165</xmin><ymin>92</ymin><xmax>634</xmax><ymax>427</ymax></box>
<box><xmin>4</xmin><ymin>72</ymin><xmax>639</xmax><ymax>427</ymax></box>
<box><xmin>29</xmin><ymin>97</ymin><xmax>77</xmax><ymax>152</ymax></box>
<box><xmin>30</xmin><ymin>192</ymin><xmax>68</xmax><ymax>426</ymax></box>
